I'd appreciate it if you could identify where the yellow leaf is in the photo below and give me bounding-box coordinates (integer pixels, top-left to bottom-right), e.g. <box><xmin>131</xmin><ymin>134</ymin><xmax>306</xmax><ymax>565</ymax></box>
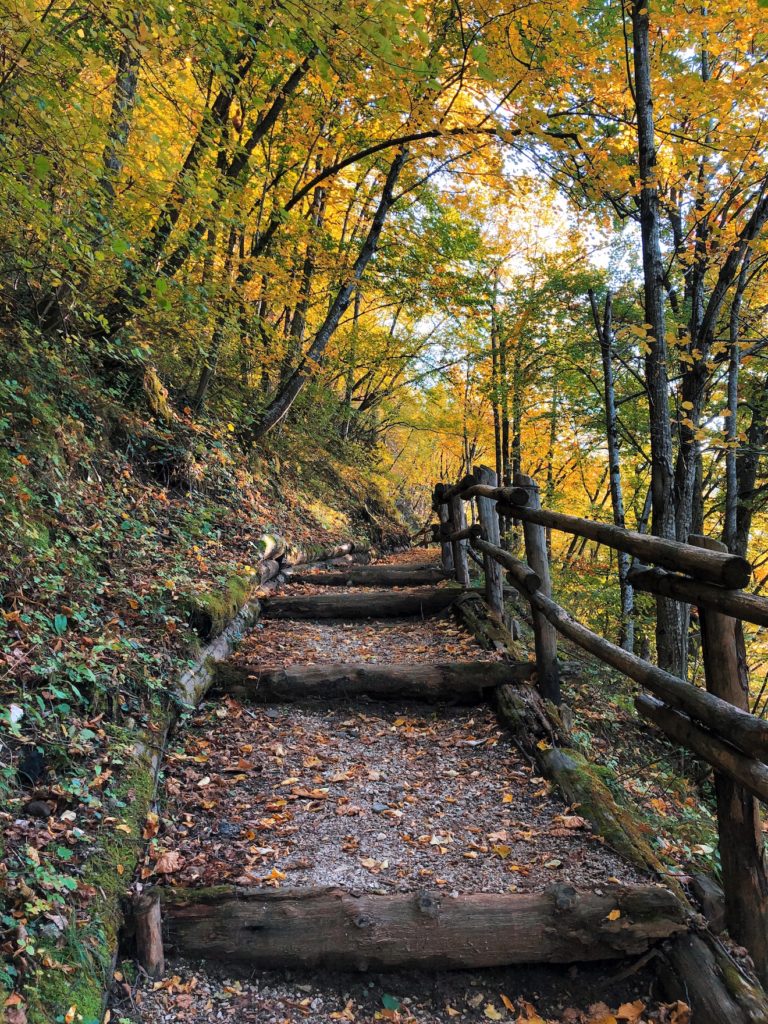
<box><xmin>227</xmin><ymin>422</ymin><xmax>235</xmax><ymax>431</ymax></box>
<box><xmin>484</xmin><ymin>1003</ymin><xmax>502</xmax><ymax>1019</ymax></box>
<box><xmin>114</xmin><ymin>823</ymin><xmax>132</xmax><ymax>834</ymax></box>
<box><xmin>500</xmin><ymin>993</ymin><xmax>515</xmax><ymax>1012</ymax></box>
<box><xmin>536</xmin><ymin>739</ymin><xmax>550</xmax><ymax>751</ymax></box>
<box><xmin>492</xmin><ymin>844</ymin><xmax>512</xmax><ymax>859</ymax></box>
<box><xmin>607</xmin><ymin>908</ymin><xmax>621</xmax><ymax>921</ymax></box>
<box><xmin>502</xmin><ymin>793</ymin><xmax>514</xmax><ymax>803</ymax></box>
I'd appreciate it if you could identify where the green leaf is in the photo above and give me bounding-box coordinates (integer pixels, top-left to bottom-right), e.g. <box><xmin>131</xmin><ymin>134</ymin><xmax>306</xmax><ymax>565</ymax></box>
<box><xmin>33</xmin><ymin>154</ymin><xmax>51</xmax><ymax>179</ymax></box>
<box><xmin>54</xmin><ymin>613</ymin><xmax>68</xmax><ymax>634</ymax></box>
<box><xmin>382</xmin><ymin>994</ymin><xmax>400</xmax><ymax>1011</ymax></box>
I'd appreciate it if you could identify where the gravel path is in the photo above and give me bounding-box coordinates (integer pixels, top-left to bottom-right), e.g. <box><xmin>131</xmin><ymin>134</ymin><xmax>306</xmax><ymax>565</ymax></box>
<box><xmin>150</xmin><ymin>700</ymin><xmax>644</xmax><ymax>893</ymax></box>
<box><xmin>116</xmin><ymin>549</ymin><xmax>684</xmax><ymax>1024</ymax></box>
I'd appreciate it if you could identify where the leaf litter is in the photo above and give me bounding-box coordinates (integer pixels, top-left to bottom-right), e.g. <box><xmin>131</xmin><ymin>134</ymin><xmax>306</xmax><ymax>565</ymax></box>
<box><xmin>119</xmin><ymin>552</ymin><xmax>682</xmax><ymax>1023</ymax></box>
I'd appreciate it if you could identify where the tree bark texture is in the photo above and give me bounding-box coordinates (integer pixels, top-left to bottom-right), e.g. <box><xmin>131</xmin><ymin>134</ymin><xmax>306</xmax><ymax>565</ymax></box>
<box><xmin>215</xmin><ymin>660</ymin><xmax>534</xmax><ymax>703</ymax></box>
<box><xmin>160</xmin><ymin>884</ymin><xmax>686</xmax><ymax>970</ymax></box>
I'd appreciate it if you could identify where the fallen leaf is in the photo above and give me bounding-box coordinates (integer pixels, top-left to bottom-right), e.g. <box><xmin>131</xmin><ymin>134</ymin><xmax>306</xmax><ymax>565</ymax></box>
<box><xmin>154</xmin><ymin>850</ymin><xmax>183</xmax><ymax>874</ymax></box>
<box><xmin>607</xmin><ymin>908</ymin><xmax>621</xmax><ymax>921</ymax></box>
<box><xmin>616</xmin><ymin>1002</ymin><xmax>645</xmax><ymax>1021</ymax></box>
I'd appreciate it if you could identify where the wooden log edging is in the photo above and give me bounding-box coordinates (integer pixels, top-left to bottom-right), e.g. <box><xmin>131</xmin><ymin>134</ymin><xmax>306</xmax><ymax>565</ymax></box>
<box><xmin>158</xmin><ymin>884</ymin><xmax>686</xmax><ymax>970</ymax></box>
<box><xmin>262</xmin><ymin>587</ymin><xmax>461</xmax><ymax>620</ymax></box>
<box><xmin>628</xmin><ymin>564</ymin><xmax>768</xmax><ymax>629</ymax></box>
<box><xmin>215</xmin><ymin>660</ymin><xmax>535</xmax><ymax>703</ymax></box>
<box><xmin>501</xmin><ymin>504</ymin><xmax>752</xmax><ymax>588</ymax></box>
<box><xmin>286</xmin><ymin>568</ymin><xmax>448</xmax><ymax>587</ymax></box>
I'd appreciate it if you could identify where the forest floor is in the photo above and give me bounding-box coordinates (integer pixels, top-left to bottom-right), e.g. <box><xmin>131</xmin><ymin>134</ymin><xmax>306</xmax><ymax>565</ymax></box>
<box><xmin>0</xmin><ymin>354</ymin><xmax>412</xmax><ymax>1021</ymax></box>
<box><xmin>109</xmin><ymin>552</ymin><xmax>690</xmax><ymax>1024</ymax></box>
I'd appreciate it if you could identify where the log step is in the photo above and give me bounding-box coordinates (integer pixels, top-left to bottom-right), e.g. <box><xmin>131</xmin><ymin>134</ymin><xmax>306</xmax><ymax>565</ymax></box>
<box><xmin>287</xmin><ymin>568</ymin><xmax>449</xmax><ymax>587</ymax></box>
<box><xmin>214</xmin><ymin>660</ymin><xmax>535</xmax><ymax>703</ymax></box>
<box><xmin>262</xmin><ymin>587</ymin><xmax>460</xmax><ymax>620</ymax></box>
<box><xmin>158</xmin><ymin>884</ymin><xmax>687</xmax><ymax>971</ymax></box>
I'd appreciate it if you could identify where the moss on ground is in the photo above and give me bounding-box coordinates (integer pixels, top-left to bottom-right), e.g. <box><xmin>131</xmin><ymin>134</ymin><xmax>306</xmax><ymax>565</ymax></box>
<box><xmin>24</xmin><ymin>746</ymin><xmax>156</xmax><ymax>1024</ymax></box>
<box><xmin>181</xmin><ymin>574</ymin><xmax>252</xmax><ymax>639</ymax></box>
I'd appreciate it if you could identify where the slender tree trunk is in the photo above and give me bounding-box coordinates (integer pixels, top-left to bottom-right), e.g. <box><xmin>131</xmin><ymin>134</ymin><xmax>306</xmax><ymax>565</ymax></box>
<box><xmin>724</xmin><ymin>252</ymin><xmax>752</xmax><ymax>552</ymax></box>
<box><xmin>511</xmin><ymin>337</ymin><xmax>523</xmax><ymax>483</ymax></box>
<box><xmin>631</xmin><ymin>0</ymin><xmax>683</xmax><ymax>676</ymax></box>
<box><xmin>732</xmin><ymin>380</ymin><xmax>768</xmax><ymax>559</ymax></box>
<box><xmin>590</xmin><ymin>289</ymin><xmax>634</xmax><ymax>652</ymax></box>
<box><xmin>279</xmin><ymin>180</ymin><xmax>327</xmax><ymax>385</ymax></box>
<box><xmin>192</xmin><ymin>225</ymin><xmax>238</xmax><ymax>413</ymax></box>
<box><xmin>490</xmin><ymin>282</ymin><xmax>503</xmax><ymax>484</ymax></box>
<box><xmin>98</xmin><ymin>15</ymin><xmax>141</xmax><ymax>209</ymax></box>
<box><xmin>342</xmin><ymin>285</ymin><xmax>362</xmax><ymax>439</ymax></box>
<box><xmin>251</xmin><ymin>149</ymin><xmax>407</xmax><ymax>437</ymax></box>
<box><xmin>102</xmin><ymin>45</ymin><xmax>311</xmax><ymax>339</ymax></box>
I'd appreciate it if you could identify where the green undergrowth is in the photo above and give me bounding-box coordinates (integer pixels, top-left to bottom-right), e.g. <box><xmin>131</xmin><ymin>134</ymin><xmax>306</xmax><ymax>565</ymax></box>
<box><xmin>0</xmin><ymin>341</ymin><xmax>409</xmax><ymax>1021</ymax></box>
<box><xmin>561</xmin><ymin>653</ymin><xmax>719</xmax><ymax>882</ymax></box>
<box><xmin>507</xmin><ymin>599</ymin><xmax>719</xmax><ymax>886</ymax></box>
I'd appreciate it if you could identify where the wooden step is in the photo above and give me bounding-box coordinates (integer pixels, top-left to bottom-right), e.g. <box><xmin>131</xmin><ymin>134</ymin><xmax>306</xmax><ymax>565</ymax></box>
<box><xmin>158</xmin><ymin>884</ymin><xmax>687</xmax><ymax>971</ymax></box>
<box><xmin>214</xmin><ymin>659</ymin><xmax>535</xmax><ymax>703</ymax></box>
<box><xmin>262</xmin><ymin>587</ymin><xmax>460</xmax><ymax>620</ymax></box>
<box><xmin>287</xmin><ymin>567</ymin><xmax>449</xmax><ymax>587</ymax></box>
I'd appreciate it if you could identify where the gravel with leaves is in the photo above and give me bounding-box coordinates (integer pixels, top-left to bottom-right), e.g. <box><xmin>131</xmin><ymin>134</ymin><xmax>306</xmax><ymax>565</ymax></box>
<box><xmin>112</xmin><ymin>959</ymin><xmax>691</xmax><ymax>1023</ymax></box>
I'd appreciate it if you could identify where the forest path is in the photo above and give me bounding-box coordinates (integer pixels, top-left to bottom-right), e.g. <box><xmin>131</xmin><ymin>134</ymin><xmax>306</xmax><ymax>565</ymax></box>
<box><xmin>113</xmin><ymin>550</ymin><xmax>681</xmax><ymax>1023</ymax></box>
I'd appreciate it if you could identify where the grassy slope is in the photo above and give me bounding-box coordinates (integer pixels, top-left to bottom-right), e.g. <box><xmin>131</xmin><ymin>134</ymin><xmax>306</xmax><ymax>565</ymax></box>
<box><xmin>0</xmin><ymin>352</ymin><xmax>408</xmax><ymax>1022</ymax></box>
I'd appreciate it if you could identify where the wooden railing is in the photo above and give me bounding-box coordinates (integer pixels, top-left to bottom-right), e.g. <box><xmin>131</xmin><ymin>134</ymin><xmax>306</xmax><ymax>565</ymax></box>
<box><xmin>433</xmin><ymin>466</ymin><xmax>768</xmax><ymax>983</ymax></box>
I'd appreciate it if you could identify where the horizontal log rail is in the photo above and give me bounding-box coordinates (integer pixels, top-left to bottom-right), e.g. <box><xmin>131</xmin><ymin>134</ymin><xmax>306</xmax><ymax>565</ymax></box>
<box><xmin>471</xmin><ymin>534</ymin><xmax>541</xmax><ymax>594</ymax></box>
<box><xmin>500</xmin><ymin>555</ymin><xmax>768</xmax><ymax>763</ymax></box>
<box><xmin>435</xmin><ymin>479</ymin><xmax>530</xmax><ymax>508</ymax></box>
<box><xmin>501</xmin><ymin>505</ymin><xmax>751</xmax><ymax>589</ymax></box>
<box><xmin>628</xmin><ymin>564</ymin><xmax>768</xmax><ymax>627</ymax></box>
<box><xmin>636</xmin><ymin>695</ymin><xmax>768</xmax><ymax>805</ymax></box>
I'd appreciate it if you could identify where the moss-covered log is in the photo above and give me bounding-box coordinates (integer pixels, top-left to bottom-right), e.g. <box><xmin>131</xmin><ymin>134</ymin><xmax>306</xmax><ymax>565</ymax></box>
<box><xmin>452</xmin><ymin>590</ymin><xmax>526</xmax><ymax>657</ymax></box>
<box><xmin>181</xmin><ymin>574</ymin><xmax>252</xmax><ymax>639</ymax></box>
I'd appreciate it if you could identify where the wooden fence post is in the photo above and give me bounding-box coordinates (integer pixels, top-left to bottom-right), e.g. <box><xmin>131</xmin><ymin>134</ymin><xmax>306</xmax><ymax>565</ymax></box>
<box><xmin>134</xmin><ymin>889</ymin><xmax>165</xmax><ymax>979</ymax></box>
<box><xmin>473</xmin><ymin>465</ymin><xmax>505</xmax><ymax>621</ymax></box>
<box><xmin>691</xmin><ymin>534</ymin><xmax>768</xmax><ymax>985</ymax></box>
<box><xmin>514</xmin><ymin>473</ymin><xmax>560</xmax><ymax>705</ymax></box>
<box><xmin>434</xmin><ymin>484</ymin><xmax>454</xmax><ymax>575</ymax></box>
<box><xmin>450</xmin><ymin>493</ymin><xmax>471</xmax><ymax>587</ymax></box>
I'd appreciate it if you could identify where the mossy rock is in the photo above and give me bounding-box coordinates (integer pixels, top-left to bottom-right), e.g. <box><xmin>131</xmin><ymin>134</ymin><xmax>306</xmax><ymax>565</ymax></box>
<box><xmin>181</xmin><ymin>574</ymin><xmax>251</xmax><ymax>640</ymax></box>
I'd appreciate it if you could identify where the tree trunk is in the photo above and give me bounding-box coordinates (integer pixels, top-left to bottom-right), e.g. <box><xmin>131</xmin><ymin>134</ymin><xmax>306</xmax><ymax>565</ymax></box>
<box><xmin>631</xmin><ymin>0</ymin><xmax>684</xmax><ymax>677</ymax></box>
<box><xmin>252</xmin><ymin>149</ymin><xmax>407</xmax><ymax>437</ymax></box>
<box><xmin>692</xmin><ymin>535</ymin><xmax>768</xmax><ymax>986</ymax></box>
<box><xmin>589</xmin><ymin>289</ymin><xmax>634</xmax><ymax>652</ymax></box>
